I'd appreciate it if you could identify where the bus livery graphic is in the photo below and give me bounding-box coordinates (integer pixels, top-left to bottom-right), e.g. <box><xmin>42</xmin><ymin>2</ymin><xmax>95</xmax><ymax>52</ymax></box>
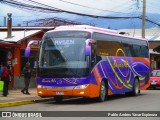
<box><xmin>36</xmin><ymin>25</ymin><xmax>150</xmax><ymax>102</ymax></box>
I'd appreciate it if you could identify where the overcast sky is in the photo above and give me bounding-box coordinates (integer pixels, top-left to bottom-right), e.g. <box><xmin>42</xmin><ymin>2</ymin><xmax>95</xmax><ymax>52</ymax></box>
<box><xmin>0</xmin><ymin>0</ymin><xmax>160</xmax><ymax>28</ymax></box>
<box><xmin>0</xmin><ymin>0</ymin><xmax>159</xmax><ymax>17</ymax></box>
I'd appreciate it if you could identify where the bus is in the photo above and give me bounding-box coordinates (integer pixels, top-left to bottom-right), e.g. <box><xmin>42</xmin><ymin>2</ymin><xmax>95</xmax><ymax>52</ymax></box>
<box><xmin>37</xmin><ymin>25</ymin><xmax>150</xmax><ymax>102</ymax></box>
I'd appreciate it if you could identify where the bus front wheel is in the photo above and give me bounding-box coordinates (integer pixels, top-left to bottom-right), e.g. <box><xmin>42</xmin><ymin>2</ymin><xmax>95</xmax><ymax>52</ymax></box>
<box><xmin>98</xmin><ymin>81</ymin><xmax>107</xmax><ymax>102</ymax></box>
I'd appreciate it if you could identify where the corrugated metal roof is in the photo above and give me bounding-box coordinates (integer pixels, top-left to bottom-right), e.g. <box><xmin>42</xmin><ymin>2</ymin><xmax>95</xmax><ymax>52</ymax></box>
<box><xmin>0</xmin><ymin>26</ymin><xmax>55</xmax><ymax>30</ymax></box>
<box><xmin>0</xmin><ymin>30</ymin><xmax>42</xmax><ymax>43</ymax></box>
<box><xmin>0</xmin><ymin>40</ymin><xmax>13</xmax><ymax>44</ymax></box>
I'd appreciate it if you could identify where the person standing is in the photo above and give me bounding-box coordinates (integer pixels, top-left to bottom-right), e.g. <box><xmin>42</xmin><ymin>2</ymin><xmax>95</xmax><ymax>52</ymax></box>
<box><xmin>21</xmin><ymin>62</ymin><xmax>31</xmax><ymax>95</ymax></box>
<box><xmin>0</xmin><ymin>62</ymin><xmax>10</xmax><ymax>97</ymax></box>
<box><xmin>7</xmin><ymin>64</ymin><xmax>12</xmax><ymax>83</ymax></box>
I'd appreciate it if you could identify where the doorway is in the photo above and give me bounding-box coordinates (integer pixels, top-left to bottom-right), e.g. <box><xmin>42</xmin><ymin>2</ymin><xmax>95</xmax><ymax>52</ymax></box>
<box><xmin>0</xmin><ymin>49</ymin><xmax>7</xmax><ymax>65</ymax></box>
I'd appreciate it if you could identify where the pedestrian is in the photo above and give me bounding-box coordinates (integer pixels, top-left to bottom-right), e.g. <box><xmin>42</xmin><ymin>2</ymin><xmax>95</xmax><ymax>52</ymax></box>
<box><xmin>21</xmin><ymin>62</ymin><xmax>32</xmax><ymax>95</ymax></box>
<box><xmin>0</xmin><ymin>62</ymin><xmax>10</xmax><ymax>97</ymax></box>
<box><xmin>6</xmin><ymin>64</ymin><xmax>12</xmax><ymax>83</ymax></box>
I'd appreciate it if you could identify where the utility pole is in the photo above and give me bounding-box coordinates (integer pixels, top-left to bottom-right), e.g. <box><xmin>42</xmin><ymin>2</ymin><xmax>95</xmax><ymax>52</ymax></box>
<box><xmin>142</xmin><ymin>0</ymin><xmax>146</xmax><ymax>38</ymax></box>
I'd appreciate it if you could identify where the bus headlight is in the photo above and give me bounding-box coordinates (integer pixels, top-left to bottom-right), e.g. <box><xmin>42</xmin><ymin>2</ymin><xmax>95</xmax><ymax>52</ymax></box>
<box><xmin>74</xmin><ymin>84</ymin><xmax>89</xmax><ymax>89</ymax></box>
<box><xmin>37</xmin><ymin>85</ymin><xmax>42</xmax><ymax>88</ymax></box>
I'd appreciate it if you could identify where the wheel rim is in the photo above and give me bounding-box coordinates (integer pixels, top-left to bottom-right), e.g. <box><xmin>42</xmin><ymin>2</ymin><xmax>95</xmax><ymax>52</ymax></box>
<box><xmin>135</xmin><ymin>80</ymin><xmax>139</xmax><ymax>95</ymax></box>
<box><xmin>100</xmin><ymin>83</ymin><xmax>106</xmax><ymax>100</ymax></box>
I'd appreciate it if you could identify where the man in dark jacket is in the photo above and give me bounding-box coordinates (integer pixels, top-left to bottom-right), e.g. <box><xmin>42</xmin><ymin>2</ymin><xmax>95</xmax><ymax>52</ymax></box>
<box><xmin>21</xmin><ymin>62</ymin><xmax>31</xmax><ymax>95</ymax></box>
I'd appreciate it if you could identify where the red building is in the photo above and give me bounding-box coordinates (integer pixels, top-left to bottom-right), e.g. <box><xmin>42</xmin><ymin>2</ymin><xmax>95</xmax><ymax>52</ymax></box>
<box><xmin>0</xmin><ymin>27</ymin><xmax>54</xmax><ymax>88</ymax></box>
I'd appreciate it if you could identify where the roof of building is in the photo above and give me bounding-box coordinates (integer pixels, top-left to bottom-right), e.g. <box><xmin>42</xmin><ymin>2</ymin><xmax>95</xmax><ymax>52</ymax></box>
<box><xmin>0</xmin><ymin>30</ymin><xmax>42</xmax><ymax>43</ymax></box>
<box><xmin>149</xmin><ymin>49</ymin><xmax>160</xmax><ymax>55</ymax></box>
<box><xmin>0</xmin><ymin>26</ymin><xmax>55</xmax><ymax>30</ymax></box>
<box><xmin>117</xmin><ymin>28</ymin><xmax>160</xmax><ymax>41</ymax></box>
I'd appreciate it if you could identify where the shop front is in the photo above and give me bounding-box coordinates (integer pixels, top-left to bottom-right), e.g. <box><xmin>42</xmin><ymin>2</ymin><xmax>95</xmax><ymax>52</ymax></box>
<box><xmin>0</xmin><ymin>43</ymin><xmax>20</xmax><ymax>89</ymax></box>
<box><xmin>0</xmin><ymin>29</ymin><xmax>45</xmax><ymax>88</ymax></box>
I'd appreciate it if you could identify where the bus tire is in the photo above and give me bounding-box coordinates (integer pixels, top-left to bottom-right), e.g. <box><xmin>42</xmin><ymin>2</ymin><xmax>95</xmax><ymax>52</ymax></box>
<box><xmin>132</xmin><ymin>78</ymin><xmax>139</xmax><ymax>96</ymax></box>
<box><xmin>98</xmin><ymin>80</ymin><xmax>107</xmax><ymax>102</ymax></box>
<box><xmin>54</xmin><ymin>96</ymin><xmax>63</xmax><ymax>103</ymax></box>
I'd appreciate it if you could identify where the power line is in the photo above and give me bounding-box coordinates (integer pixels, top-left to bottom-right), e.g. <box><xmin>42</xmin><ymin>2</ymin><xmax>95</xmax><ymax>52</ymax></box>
<box><xmin>0</xmin><ymin>0</ymin><xmax>141</xmax><ymax>18</ymax></box>
<box><xmin>1</xmin><ymin>0</ymin><xmax>160</xmax><ymax>27</ymax></box>
<box><xmin>1</xmin><ymin>0</ymin><xmax>62</xmax><ymax>13</ymax></box>
<box><xmin>23</xmin><ymin>0</ymin><xmax>61</xmax><ymax>11</ymax></box>
<box><xmin>57</xmin><ymin>0</ymin><xmax>125</xmax><ymax>14</ymax></box>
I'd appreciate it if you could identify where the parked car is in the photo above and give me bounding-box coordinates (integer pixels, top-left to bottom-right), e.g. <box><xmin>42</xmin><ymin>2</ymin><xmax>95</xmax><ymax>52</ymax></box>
<box><xmin>149</xmin><ymin>70</ymin><xmax>160</xmax><ymax>89</ymax></box>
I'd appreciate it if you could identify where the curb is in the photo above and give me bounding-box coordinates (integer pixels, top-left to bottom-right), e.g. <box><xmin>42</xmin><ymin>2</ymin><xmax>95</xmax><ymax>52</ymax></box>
<box><xmin>0</xmin><ymin>98</ymin><xmax>53</xmax><ymax>108</ymax></box>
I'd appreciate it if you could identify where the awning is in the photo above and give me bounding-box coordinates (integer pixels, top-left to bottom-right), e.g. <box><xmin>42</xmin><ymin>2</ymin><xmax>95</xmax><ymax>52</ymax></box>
<box><xmin>0</xmin><ymin>40</ymin><xmax>20</xmax><ymax>47</ymax></box>
<box><xmin>153</xmin><ymin>45</ymin><xmax>160</xmax><ymax>53</ymax></box>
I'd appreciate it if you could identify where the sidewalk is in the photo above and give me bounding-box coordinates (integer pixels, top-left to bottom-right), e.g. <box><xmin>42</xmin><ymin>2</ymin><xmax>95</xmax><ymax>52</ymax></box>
<box><xmin>0</xmin><ymin>88</ymin><xmax>53</xmax><ymax>108</ymax></box>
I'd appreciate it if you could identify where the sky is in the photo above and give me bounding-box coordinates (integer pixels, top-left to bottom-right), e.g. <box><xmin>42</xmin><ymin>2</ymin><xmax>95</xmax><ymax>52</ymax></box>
<box><xmin>0</xmin><ymin>0</ymin><xmax>137</xmax><ymax>17</ymax></box>
<box><xmin>0</xmin><ymin>0</ymin><xmax>160</xmax><ymax>29</ymax></box>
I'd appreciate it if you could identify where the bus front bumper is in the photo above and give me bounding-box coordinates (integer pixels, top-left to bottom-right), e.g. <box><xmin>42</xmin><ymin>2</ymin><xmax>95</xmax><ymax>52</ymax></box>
<box><xmin>37</xmin><ymin>84</ymin><xmax>91</xmax><ymax>98</ymax></box>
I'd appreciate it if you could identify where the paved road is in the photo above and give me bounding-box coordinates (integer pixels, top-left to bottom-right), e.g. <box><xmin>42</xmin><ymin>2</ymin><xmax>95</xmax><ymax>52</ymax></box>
<box><xmin>1</xmin><ymin>89</ymin><xmax>160</xmax><ymax>120</ymax></box>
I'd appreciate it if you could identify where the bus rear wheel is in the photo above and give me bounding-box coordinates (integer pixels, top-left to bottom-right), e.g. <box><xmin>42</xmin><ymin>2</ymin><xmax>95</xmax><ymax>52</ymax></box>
<box><xmin>132</xmin><ymin>78</ymin><xmax>139</xmax><ymax>96</ymax></box>
<box><xmin>54</xmin><ymin>96</ymin><xmax>63</xmax><ymax>103</ymax></box>
<box><xmin>125</xmin><ymin>78</ymin><xmax>140</xmax><ymax>96</ymax></box>
<box><xmin>98</xmin><ymin>81</ymin><xmax>107</xmax><ymax>102</ymax></box>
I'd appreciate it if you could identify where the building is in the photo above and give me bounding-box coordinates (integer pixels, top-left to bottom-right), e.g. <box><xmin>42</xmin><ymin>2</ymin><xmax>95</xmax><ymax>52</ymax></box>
<box><xmin>0</xmin><ymin>27</ymin><xmax>54</xmax><ymax>88</ymax></box>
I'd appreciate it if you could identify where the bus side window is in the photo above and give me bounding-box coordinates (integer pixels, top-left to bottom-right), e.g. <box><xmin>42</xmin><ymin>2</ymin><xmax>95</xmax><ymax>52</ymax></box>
<box><xmin>122</xmin><ymin>43</ymin><xmax>132</xmax><ymax>57</ymax></box>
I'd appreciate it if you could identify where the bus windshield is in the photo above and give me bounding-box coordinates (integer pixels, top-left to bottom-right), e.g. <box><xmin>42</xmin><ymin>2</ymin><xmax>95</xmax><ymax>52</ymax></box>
<box><xmin>39</xmin><ymin>31</ymin><xmax>91</xmax><ymax>78</ymax></box>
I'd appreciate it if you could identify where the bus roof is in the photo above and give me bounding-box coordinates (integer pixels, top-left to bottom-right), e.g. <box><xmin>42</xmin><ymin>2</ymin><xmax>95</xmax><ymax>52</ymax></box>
<box><xmin>55</xmin><ymin>25</ymin><xmax>118</xmax><ymax>34</ymax></box>
<box><xmin>53</xmin><ymin>25</ymin><xmax>147</xmax><ymax>41</ymax></box>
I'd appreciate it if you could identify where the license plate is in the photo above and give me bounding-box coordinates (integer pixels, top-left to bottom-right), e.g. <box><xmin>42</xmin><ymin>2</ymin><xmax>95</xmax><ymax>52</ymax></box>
<box><xmin>151</xmin><ymin>82</ymin><xmax>156</xmax><ymax>85</ymax></box>
<box><xmin>56</xmin><ymin>92</ymin><xmax>64</xmax><ymax>95</ymax></box>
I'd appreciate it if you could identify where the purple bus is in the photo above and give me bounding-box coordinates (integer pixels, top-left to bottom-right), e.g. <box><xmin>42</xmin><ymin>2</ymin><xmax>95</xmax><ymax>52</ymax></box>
<box><xmin>36</xmin><ymin>25</ymin><xmax>150</xmax><ymax>102</ymax></box>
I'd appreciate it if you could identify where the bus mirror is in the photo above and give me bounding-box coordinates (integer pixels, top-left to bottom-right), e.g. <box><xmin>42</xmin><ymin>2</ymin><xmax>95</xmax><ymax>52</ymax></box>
<box><xmin>85</xmin><ymin>39</ymin><xmax>96</xmax><ymax>56</ymax></box>
<box><xmin>24</xmin><ymin>40</ymin><xmax>40</xmax><ymax>58</ymax></box>
<box><xmin>24</xmin><ymin>47</ymin><xmax>31</xmax><ymax>58</ymax></box>
<box><xmin>85</xmin><ymin>39</ymin><xmax>92</xmax><ymax>56</ymax></box>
